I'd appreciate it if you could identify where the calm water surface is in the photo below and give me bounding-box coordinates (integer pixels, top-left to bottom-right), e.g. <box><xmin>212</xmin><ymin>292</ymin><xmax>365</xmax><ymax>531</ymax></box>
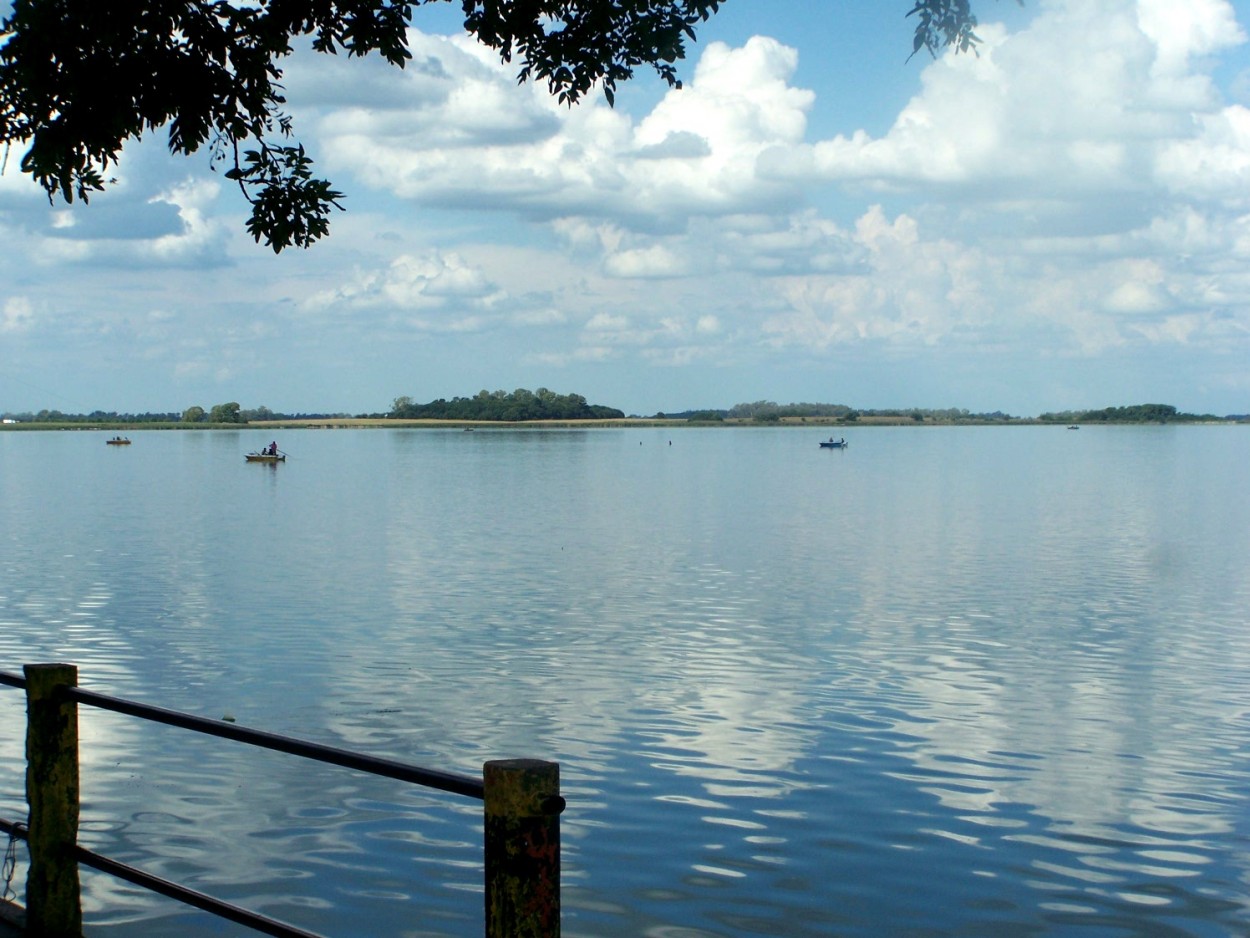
<box><xmin>1</xmin><ymin>426</ymin><xmax>1248</xmax><ymax>936</ymax></box>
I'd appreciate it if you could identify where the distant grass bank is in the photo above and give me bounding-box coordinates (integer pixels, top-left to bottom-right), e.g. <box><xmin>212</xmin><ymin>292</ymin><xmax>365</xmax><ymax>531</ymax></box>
<box><xmin>0</xmin><ymin>418</ymin><xmax>679</xmax><ymax>431</ymax></box>
<box><xmin>1</xmin><ymin>416</ymin><xmax>1241</xmax><ymax>432</ymax></box>
<box><xmin>2</xmin><ymin>416</ymin><xmax>987</xmax><ymax>431</ymax></box>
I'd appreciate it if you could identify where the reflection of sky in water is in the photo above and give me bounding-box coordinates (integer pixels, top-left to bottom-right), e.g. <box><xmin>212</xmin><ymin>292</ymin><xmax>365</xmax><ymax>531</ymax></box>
<box><xmin>1</xmin><ymin>426</ymin><xmax>1249</xmax><ymax>935</ymax></box>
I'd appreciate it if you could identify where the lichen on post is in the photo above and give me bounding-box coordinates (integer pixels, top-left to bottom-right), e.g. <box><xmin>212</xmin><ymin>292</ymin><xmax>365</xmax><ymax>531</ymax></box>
<box><xmin>24</xmin><ymin>662</ymin><xmax>82</xmax><ymax>937</ymax></box>
<box><xmin>484</xmin><ymin>758</ymin><xmax>563</xmax><ymax>938</ymax></box>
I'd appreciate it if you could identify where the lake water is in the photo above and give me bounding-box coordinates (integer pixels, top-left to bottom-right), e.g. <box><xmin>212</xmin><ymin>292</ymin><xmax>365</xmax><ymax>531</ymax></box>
<box><xmin>1</xmin><ymin>425</ymin><xmax>1248</xmax><ymax>937</ymax></box>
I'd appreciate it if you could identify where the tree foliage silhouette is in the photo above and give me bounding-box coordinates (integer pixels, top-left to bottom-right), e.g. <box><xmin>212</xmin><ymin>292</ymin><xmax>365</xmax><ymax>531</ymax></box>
<box><xmin>1</xmin><ymin>0</ymin><xmax>988</xmax><ymax>250</ymax></box>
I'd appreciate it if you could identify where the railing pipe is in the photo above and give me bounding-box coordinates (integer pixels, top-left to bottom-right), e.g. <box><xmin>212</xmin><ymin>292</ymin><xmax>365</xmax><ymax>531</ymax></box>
<box><xmin>74</xmin><ymin>845</ymin><xmax>329</xmax><ymax>938</ymax></box>
<box><xmin>0</xmin><ymin>671</ymin><xmax>25</xmax><ymax>690</ymax></box>
<box><xmin>1</xmin><ymin>667</ymin><xmax>564</xmax><ymax>937</ymax></box>
<box><xmin>64</xmin><ymin>686</ymin><xmax>484</xmax><ymax>800</ymax></box>
<box><xmin>0</xmin><ymin>820</ymin><xmax>327</xmax><ymax>938</ymax></box>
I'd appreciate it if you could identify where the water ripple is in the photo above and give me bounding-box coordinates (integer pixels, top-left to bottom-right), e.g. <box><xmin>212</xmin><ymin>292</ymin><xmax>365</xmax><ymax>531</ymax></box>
<box><xmin>2</xmin><ymin>428</ymin><xmax>1249</xmax><ymax>936</ymax></box>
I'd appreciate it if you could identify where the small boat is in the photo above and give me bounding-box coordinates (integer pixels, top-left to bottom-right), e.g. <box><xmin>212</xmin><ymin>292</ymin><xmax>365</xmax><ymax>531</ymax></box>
<box><xmin>105</xmin><ymin>436</ymin><xmax>131</xmax><ymax>445</ymax></box>
<box><xmin>245</xmin><ymin>451</ymin><xmax>286</xmax><ymax>463</ymax></box>
<box><xmin>1067</xmin><ymin>425</ymin><xmax>1080</xmax><ymax>430</ymax></box>
<box><xmin>819</xmin><ymin>437</ymin><xmax>847</xmax><ymax>449</ymax></box>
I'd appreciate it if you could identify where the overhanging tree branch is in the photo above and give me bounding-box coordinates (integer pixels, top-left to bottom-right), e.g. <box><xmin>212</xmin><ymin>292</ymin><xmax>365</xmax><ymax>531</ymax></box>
<box><xmin>1</xmin><ymin>0</ymin><xmax>988</xmax><ymax>251</ymax></box>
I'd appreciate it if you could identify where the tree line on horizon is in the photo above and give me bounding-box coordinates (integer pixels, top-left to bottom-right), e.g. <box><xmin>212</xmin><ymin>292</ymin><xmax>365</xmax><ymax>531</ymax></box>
<box><xmin>386</xmin><ymin>388</ymin><xmax>624</xmax><ymax>422</ymax></box>
<box><xmin>1036</xmin><ymin>404</ymin><xmax>1225</xmax><ymax>423</ymax></box>
<box><xmin>670</xmin><ymin>401</ymin><xmax>1241</xmax><ymax>423</ymax></box>
<box><xmin>177</xmin><ymin>403</ymin><xmax>350</xmax><ymax>424</ymax></box>
<box><xmin>667</xmin><ymin>402</ymin><xmax>1019</xmax><ymax>423</ymax></box>
<box><xmin>2</xmin><ymin>398</ymin><xmax>1244</xmax><ymax>426</ymax></box>
<box><xmin>2</xmin><ymin>404</ymin><xmax>348</xmax><ymax>425</ymax></box>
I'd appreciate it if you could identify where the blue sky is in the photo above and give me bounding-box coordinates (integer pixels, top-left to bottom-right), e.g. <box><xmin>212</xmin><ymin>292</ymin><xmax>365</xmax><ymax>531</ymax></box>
<box><xmin>2</xmin><ymin>0</ymin><xmax>1249</xmax><ymax>417</ymax></box>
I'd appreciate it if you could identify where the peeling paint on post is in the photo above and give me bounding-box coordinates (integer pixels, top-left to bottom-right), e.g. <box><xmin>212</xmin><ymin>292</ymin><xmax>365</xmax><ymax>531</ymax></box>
<box><xmin>484</xmin><ymin>759</ymin><xmax>562</xmax><ymax>938</ymax></box>
<box><xmin>25</xmin><ymin>663</ymin><xmax>82</xmax><ymax>938</ymax></box>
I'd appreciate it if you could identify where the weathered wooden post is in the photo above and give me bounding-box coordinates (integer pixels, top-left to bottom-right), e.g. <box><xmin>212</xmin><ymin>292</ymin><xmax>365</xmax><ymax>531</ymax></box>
<box><xmin>24</xmin><ymin>663</ymin><xmax>82</xmax><ymax>937</ymax></box>
<box><xmin>483</xmin><ymin>759</ymin><xmax>563</xmax><ymax>938</ymax></box>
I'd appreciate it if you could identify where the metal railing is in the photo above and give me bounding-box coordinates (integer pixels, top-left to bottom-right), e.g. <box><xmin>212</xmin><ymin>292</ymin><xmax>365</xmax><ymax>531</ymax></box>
<box><xmin>0</xmin><ymin>664</ymin><xmax>562</xmax><ymax>937</ymax></box>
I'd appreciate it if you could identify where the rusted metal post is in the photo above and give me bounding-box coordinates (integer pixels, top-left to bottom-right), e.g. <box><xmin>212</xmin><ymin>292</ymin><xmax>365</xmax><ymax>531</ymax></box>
<box><xmin>24</xmin><ymin>663</ymin><xmax>82</xmax><ymax>937</ymax></box>
<box><xmin>483</xmin><ymin>759</ymin><xmax>562</xmax><ymax>938</ymax></box>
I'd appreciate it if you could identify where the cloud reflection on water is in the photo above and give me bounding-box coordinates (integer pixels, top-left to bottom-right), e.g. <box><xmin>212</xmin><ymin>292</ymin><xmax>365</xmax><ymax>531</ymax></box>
<box><xmin>1</xmin><ymin>427</ymin><xmax>1248</xmax><ymax>935</ymax></box>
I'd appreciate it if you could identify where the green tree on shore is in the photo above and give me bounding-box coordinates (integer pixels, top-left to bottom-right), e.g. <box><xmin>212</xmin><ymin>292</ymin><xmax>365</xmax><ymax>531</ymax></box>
<box><xmin>1038</xmin><ymin>404</ymin><xmax>1218</xmax><ymax>423</ymax></box>
<box><xmin>390</xmin><ymin>388</ymin><xmax>623</xmax><ymax>421</ymax></box>
<box><xmin>208</xmin><ymin>402</ymin><xmax>242</xmax><ymax>424</ymax></box>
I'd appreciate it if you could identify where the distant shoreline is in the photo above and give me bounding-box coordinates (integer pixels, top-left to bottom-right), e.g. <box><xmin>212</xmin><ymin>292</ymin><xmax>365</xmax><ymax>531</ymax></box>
<box><xmin>1</xmin><ymin>416</ymin><xmax>1241</xmax><ymax>431</ymax></box>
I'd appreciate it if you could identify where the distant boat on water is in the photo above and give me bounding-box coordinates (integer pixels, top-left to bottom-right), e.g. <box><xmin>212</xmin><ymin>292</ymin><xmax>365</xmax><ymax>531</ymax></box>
<box><xmin>819</xmin><ymin>437</ymin><xmax>847</xmax><ymax>449</ymax></box>
<box><xmin>106</xmin><ymin>436</ymin><xmax>131</xmax><ymax>445</ymax></box>
<box><xmin>246</xmin><ymin>442</ymin><xmax>286</xmax><ymax>462</ymax></box>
